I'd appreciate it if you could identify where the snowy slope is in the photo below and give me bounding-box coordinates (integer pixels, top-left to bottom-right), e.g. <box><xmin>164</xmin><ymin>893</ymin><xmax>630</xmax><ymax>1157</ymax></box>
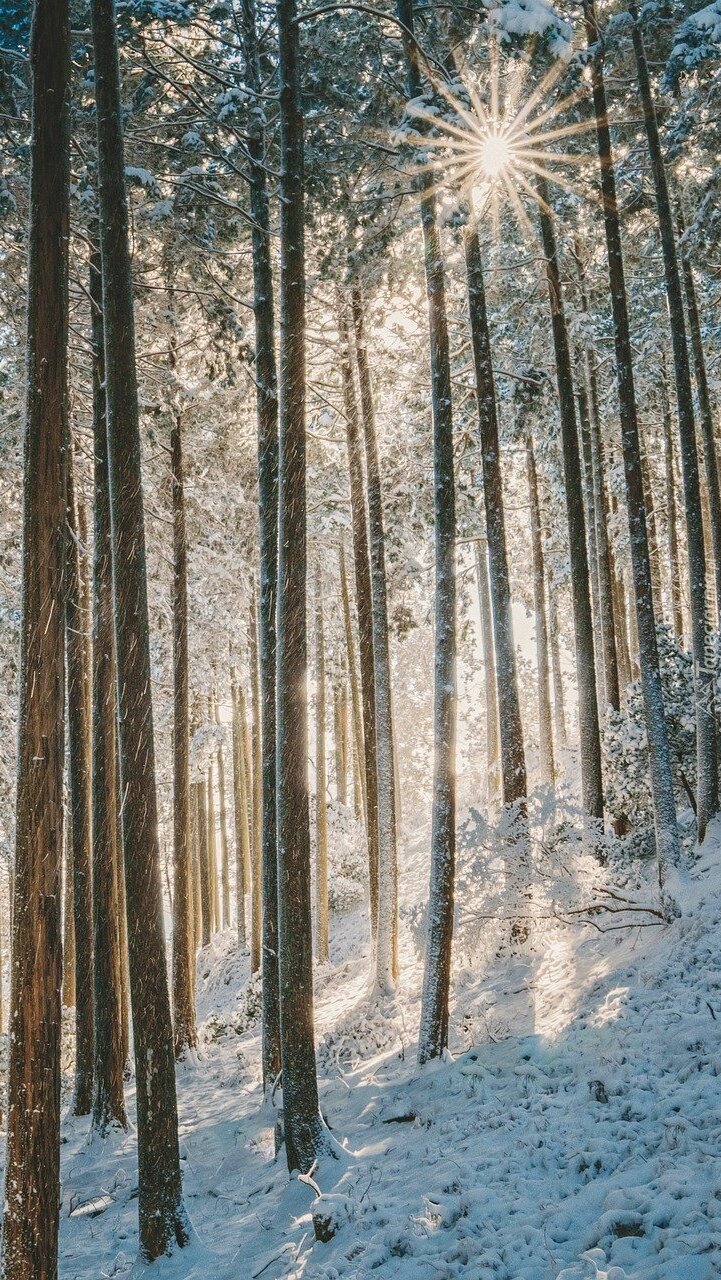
<box><xmin>9</xmin><ymin>818</ymin><xmax>721</xmax><ymax>1280</ymax></box>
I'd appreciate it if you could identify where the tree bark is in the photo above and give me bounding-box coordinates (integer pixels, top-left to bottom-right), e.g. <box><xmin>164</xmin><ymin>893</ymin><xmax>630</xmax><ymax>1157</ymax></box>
<box><xmin>631</xmin><ymin>6</ymin><xmax>718</xmax><ymax>841</ymax></box>
<box><xmin>314</xmin><ymin>564</ymin><xmax>329</xmax><ymax>963</ymax></box>
<box><xmin>576</xmin><ymin>372</ymin><xmax>606</xmax><ymax>712</ymax></box>
<box><xmin>537</xmin><ymin>179</ymin><xmax>603</xmax><ymax>821</ymax></box>
<box><xmin>350</xmin><ymin>284</ymin><xmax>398</xmax><ymax>987</ymax></box>
<box><xmin>231</xmin><ymin>672</ymin><xmax>252</xmax><ymax>948</ymax></box>
<box><xmin>474</xmin><ymin>539</ymin><xmax>501</xmax><ymax>808</ymax></box>
<box><xmin>214</xmin><ymin>693</ymin><xmax>232</xmax><ymax>931</ymax></box>
<box><xmin>547</xmin><ymin>577</ymin><xmax>568</xmax><ymax>752</ymax></box>
<box><xmin>338</xmin><ymin>306</ymin><xmax>380</xmax><ymax>938</ymax></box>
<box><xmin>249</xmin><ymin>595</ymin><xmax>263</xmax><ymax>972</ymax></box>
<box><xmin>526</xmin><ymin>437</ymin><xmax>555</xmax><ymax>786</ymax></box>
<box><xmin>661</xmin><ymin>364</ymin><xmax>684</xmax><ymax>641</ymax></box>
<box><xmin>90</xmin><ymin>0</ymin><xmax>189</xmax><ymax>1254</ymax></box>
<box><xmin>66</xmin><ymin>455</ymin><xmax>94</xmax><ymax>1115</ymax></box>
<box><xmin>583</xmin><ymin>0</ymin><xmax>681</xmax><ymax>886</ymax></box>
<box><xmin>170</xmin><ymin>408</ymin><xmax>196</xmax><ymax>1056</ymax></box>
<box><xmin>276</xmin><ymin>0</ymin><xmax>327</xmax><ymax>1173</ymax></box>
<box><xmin>207</xmin><ymin>735</ymin><xmax>220</xmax><ymax>935</ymax></box>
<box><xmin>339</xmin><ymin>543</ymin><xmax>367</xmax><ymax>824</ymax></box>
<box><xmin>240</xmin><ymin>0</ymin><xmax>281</xmax><ymax>1090</ymax></box>
<box><xmin>1</xmin><ymin>3</ymin><xmax>69</xmax><ymax>1272</ymax></box>
<box><xmin>465</xmin><ymin>229</ymin><xmax>527</xmax><ymax>808</ymax></box>
<box><xmin>196</xmin><ymin>778</ymin><xmax>211</xmax><ymax>948</ymax></box>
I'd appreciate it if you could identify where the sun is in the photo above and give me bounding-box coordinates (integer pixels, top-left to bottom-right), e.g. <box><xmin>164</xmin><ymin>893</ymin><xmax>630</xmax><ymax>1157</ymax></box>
<box><xmin>404</xmin><ymin>51</ymin><xmax>598</xmax><ymax>236</ymax></box>
<box><xmin>478</xmin><ymin>130</ymin><xmax>513</xmax><ymax>179</ymax></box>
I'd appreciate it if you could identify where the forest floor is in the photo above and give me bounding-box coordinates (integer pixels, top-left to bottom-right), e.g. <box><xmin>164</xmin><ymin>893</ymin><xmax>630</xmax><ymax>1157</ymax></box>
<box><xmin>20</xmin><ymin>812</ymin><xmax>721</xmax><ymax>1280</ymax></box>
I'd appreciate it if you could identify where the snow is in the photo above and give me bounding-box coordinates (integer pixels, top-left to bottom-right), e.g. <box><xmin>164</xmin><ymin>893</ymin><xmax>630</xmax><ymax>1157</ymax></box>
<box><xmin>5</xmin><ymin>817</ymin><xmax>721</xmax><ymax>1278</ymax></box>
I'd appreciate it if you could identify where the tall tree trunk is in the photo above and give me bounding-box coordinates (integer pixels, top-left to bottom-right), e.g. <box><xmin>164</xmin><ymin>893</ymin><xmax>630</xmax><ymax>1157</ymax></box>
<box><xmin>678</xmin><ymin>207</ymin><xmax>721</xmax><ymax>622</ymax></box>
<box><xmin>334</xmin><ymin>674</ymin><xmax>348</xmax><ymax>805</ymax></box>
<box><xmin>207</xmin><ymin>736</ymin><xmax>220</xmax><ymax>934</ymax></box>
<box><xmin>90</xmin><ymin>245</ymin><xmax>126</xmax><ymax>1135</ymax></box>
<box><xmin>170</xmin><ymin>409</ymin><xmax>196</xmax><ymax>1056</ymax></box>
<box><xmin>474</xmin><ymin>539</ymin><xmax>501</xmax><ymax>808</ymax></box>
<box><xmin>1</xmin><ymin>3</ymin><xmax>69</xmax><ymax>1272</ymax></box>
<box><xmin>661</xmin><ymin>365</ymin><xmax>684</xmax><ymax>641</ymax></box>
<box><xmin>576</xmin><ymin>373</ymin><xmax>606</xmax><ymax>712</ymax></box>
<box><xmin>465</xmin><ymin>229</ymin><xmax>527</xmax><ymax>809</ymax></box>
<box><xmin>231</xmin><ymin>672</ymin><xmax>252</xmax><ymax>948</ymax></box>
<box><xmin>350</xmin><ymin>284</ymin><xmax>397</xmax><ymax>987</ymax></box>
<box><xmin>275</xmin><ymin>0</ymin><xmax>327</xmax><ymax>1172</ymax></box>
<box><xmin>62</xmin><ymin>828</ymin><xmax>75</xmax><ymax>1008</ymax></box>
<box><xmin>398</xmin><ymin>0</ymin><xmax>457</xmax><ymax>1063</ymax></box>
<box><xmin>196</xmin><ymin>778</ymin><xmax>211</xmax><ymax>948</ymax></box>
<box><xmin>214</xmin><ymin>693</ymin><xmax>232</xmax><ymax>931</ymax></box>
<box><xmin>548</xmin><ymin>580</ymin><xmax>568</xmax><ymax>751</ymax></box>
<box><xmin>526</xmin><ymin>437</ymin><xmax>555</xmax><ymax>786</ymax></box>
<box><xmin>537</xmin><ymin>179</ymin><xmax>603</xmax><ymax>821</ymax></box>
<box><xmin>314</xmin><ymin>564</ymin><xmax>329</xmax><ymax>963</ymax></box>
<box><xmin>339</xmin><ymin>544</ymin><xmax>366</xmax><ymax>824</ymax></box>
<box><xmin>90</xmin><ymin>0</ymin><xmax>189</xmax><ymax>1254</ymax></box>
<box><xmin>240</xmin><ymin>0</ymin><xmax>281</xmax><ymax>1090</ymax></box>
<box><xmin>639</xmin><ymin>431</ymin><xmax>664</xmax><ymax>622</ymax></box>
<box><xmin>631</xmin><ymin>5</ymin><xmax>717</xmax><ymax>841</ymax></box>
<box><xmin>249</xmin><ymin>597</ymin><xmax>263</xmax><ymax>972</ymax></box>
<box><xmin>585</xmin><ymin>356</ymin><xmax>621</xmax><ymax>711</ymax></box>
<box><xmin>67</xmin><ymin>455</ymin><xmax>94</xmax><ymax>1116</ymax></box>
<box><xmin>338</xmin><ymin>307</ymin><xmax>380</xmax><ymax>938</ymax></box>
<box><xmin>583</xmin><ymin>0</ymin><xmax>681</xmax><ymax>887</ymax></box>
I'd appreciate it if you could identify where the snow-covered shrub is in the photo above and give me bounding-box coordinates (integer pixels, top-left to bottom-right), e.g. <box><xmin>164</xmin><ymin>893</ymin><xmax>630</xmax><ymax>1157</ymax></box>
<box><xmin>602</xmin><ymin>625</ymin><xmax>698</xmax><ymax>853</ymax></box>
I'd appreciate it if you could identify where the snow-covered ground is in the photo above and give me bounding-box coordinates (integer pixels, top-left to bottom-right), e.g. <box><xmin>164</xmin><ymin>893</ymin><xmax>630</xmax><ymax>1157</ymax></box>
<box><xmin>21</xmin><ymin>814</ymin><xmax>721</xmax><ymax>1280</ymax></box>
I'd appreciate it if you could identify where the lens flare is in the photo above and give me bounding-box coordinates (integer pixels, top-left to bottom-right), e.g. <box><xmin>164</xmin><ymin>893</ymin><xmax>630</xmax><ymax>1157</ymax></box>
<box><xmin>478</xmin><ymin>131</ymin><xmax>513</xmax><ymax>178</ymax></box>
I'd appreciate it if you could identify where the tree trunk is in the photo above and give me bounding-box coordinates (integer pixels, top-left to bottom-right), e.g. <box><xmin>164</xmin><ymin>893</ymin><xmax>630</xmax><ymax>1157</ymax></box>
<box><xmin>249</xmin><ymin>595</ymin><xmax>263</xmax><ymax>972</ymax></box>
<box><xmin>639</xmin><ymin>430</ymin><xmax>664</xmax><ymax>622</ymax></box>
<box><xmin>526</xmin><ymin>437</ymin><xmax>555</xmax><ymax>786</ymax></box>
<box><xmin>547</xmin><ymin>579</ymin><xmax>568</xmax><ymax>752</ymax></box>
<box><xmin>585</xmin><ymin>352</ymin><xmax>621</xmax><ymax>711</ymax></box>
<box><xmin>333</xmin><ymin>675</ymin><xmax>348</xmax><ymax>805</ymax></box>
<box><xmin>62</xmin><ymin>827</ymin><xmax>75</xmax><ymax>1008</ymax></box>
<box><xmin>661</xmin><ymin>364</ymin><xmax>684</xmax><ymax>641</ymax></box>
<box><xmin>465</xmin><ymin>229</ymin><xmax>527</xmax><ymax>809</ymax></box>
<box><xmin>231</xmin><ymin>672</ymin><xmax>252</xmax><ymax>948</ymax></box>
<box><xmin>170</xmin><ymin>409</ymin><xmax>196</xmax><ymax>1056</ymax></box>
<box><xmin>2</xmin><ymin>3</ymin><xmax>69</xmax><ymax>1272</ymax></box>
<box><xmin>90</xmin><ymin>0</ymin><xmax>189</xmax><ymax>1254</ymax></box>
<box><xmin>350</xmin><ymin>283</ymin><xmax>397</xmax><ymax>987</ymax></box>
<box><xmin>65</xmin><ymin>458</ymin><xmax>92</xmax><ymax>1111</ymax></box>
<box><xmin>275</xmin><ymin>0</ymin><xmax>327</xmax><ymax>1173</ymax></box>
<box><xmin>631</xmin><ymin>5</ymin><xmax>717</xmax><ymax>841</ymax></box>
<box><xmin>398</xmin><ymin>0</ymin><xmax>457</xmax><ymax>1064</ymax></box>
<box><xmin>338</xmin><ymin>306</ymin><xmax>380</xmax><ymax>938</ymax></box>
<box><xmin>314</xmin><ymin>564</ymin><xmax>329</xmax><ymax>963</ymax></box>
<box><xmin>214</xmin><ymin>693</ymin><xmax>232</xmax><ymax>931</ymax></box>
<box><xmin>196</xmin><ymin>776</ymin><xmax>211</xmax><ymax>948</ymax></box>
<box><xmin>474</xmin><ymin>539</ymin><xmax>501</xmax><ymax>808</ymax></box>
<box><xmin>207</xmin><ymin>736</ymin><xmax>220</xmax><ymax>935</ymax></box>
<box><xmin>537</xmin><ymin>179</ymin><xmax>603</xmax><ymax>821</ymax></box>
<box><xmin>339</xmin><ymin>544</ymin><xmax>366</xmax><ymax>824</ymax></box>
<box><xmin>583</xmin><ymin>0</ymin><xmax>681</xmax><ymax>887</ymax></box>
<box><xmin>240</xmin><ymin>0</ymin><xmax>281</xmax><ymax>1090</ymax></box>
<box><xmin>576</xmin><ymin>372</ymin><xmax>606</xmax><ymax>712</ymax></box>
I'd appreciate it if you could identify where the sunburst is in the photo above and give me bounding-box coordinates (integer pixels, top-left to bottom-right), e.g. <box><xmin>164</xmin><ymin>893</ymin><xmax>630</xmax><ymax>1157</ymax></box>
<box><xmin>404</xmin><ymin>49</ymin><xmax>599</xmax><ymax>239</ymax></box>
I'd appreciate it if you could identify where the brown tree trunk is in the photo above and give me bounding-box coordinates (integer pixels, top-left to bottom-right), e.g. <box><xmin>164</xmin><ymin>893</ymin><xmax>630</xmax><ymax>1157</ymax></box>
<box><xmin>214</xmin><ymin>693</ymin><xmax>232</xmax><ymax>931</ymax></box>
<box><xmin>661</xmin><ymin>366</ymin><xmax>684</xmax><ymax>641</ymax></box>
<box><xmin>526</xmin><ymin>438</ymin><xmax>555</xmax><ymax>786</ymax></box>
<box><xmin>249</xmin><ymin>596</ymin><xmax>263</xmax><ymax>972</ymax></box>
<box><xmin>91</xmin><ymin>0</ymin><xmax>188</xmax><ymax>1252</ymax></box>
<box><xmin>314</xmin><ymin>564</ymin><xmax>329</xmax><ymax>963</ymax></box>
<box><xmin>339</xmin><ymin>544</ymin><xmax>366</xmax><ymax>824</ymax></box>
<box><xmin>2</xmin><ymin>3</ymin><xmax>69</xmax><ymax>1272</ymax></box>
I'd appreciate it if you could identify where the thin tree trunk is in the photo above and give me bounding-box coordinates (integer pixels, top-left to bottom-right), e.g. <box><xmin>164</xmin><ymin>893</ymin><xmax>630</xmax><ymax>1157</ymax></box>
<box><xmin>474</xmin><ymin>539</ymin><xmax>501</xmax><ymax>808</ymax></box>
<box><xmin>661</xmin><ymin>365</ymin><xmax>684</xmax><ymax>640</ymax></box>
<box><xmin>537</xmin><ymin>178</ymin><xmax>603</xmax><ymax>821</ymax></box>
<box><xmin>526</xmin><ymin>437</ymin><xmax>555</xmax><ymax>786</ymax></box>
<box><xmin>170</xmin><ymin>407</ymin><xmax>196</xmax><ymax>1056</ymax></box>
<box><xmin>576</xmin><ymin>373</ymin><xmax>606</xmax><ymax>712</ymax></box>
<box><xmin>314</xmin><ymin>564</ymin><xmax>329</xmax><ymax>963</ymax></box>
<box><xmin>276</xmin><ymin>0</ymin><xmax>327</xmax><ymax>1172</ymax></box>
<box><xmin>1</xmin><ymin>3</ymin><xmax>69</xmax><ymax>1271</ymax></box>
<box><xmin>339</xmin><ymin>544</ymin><xmax>366</xmax><ymax>824</ymax></box>
<box><xmin>214</xmin><ymin>693</ymin><xmax>232</xmax><ymax>931</ymax></box>
<box><xmin>398</xmin><ymin>0</ymin><xmax>457</xmax><ymax>1064</ymax></box>
<box><xmin>350</xmin><ymin>283</ymin><xmax>397</xmax><ymax>987</ymax></box>
<box><xmin>585</xmin><ymin>352</ymin><xmax>621</xmax><ymax>711</ymax></box>
<box><xmin>465</xmin><ymin>229</ymin><xmax>527</xmax><ymax>809</ymax></box>
<box><xmin>90</xmin><ymin>0</ymin><xmax>189</xmax><ymax>1253</ymax></box>
<box><xmin>333</xmin><ymin>678</ymin><xmax>347</xmax><ymax>804</ymax></box>
<box><xmin>639</xmin><ymin>431</ymin><xmax>664</xmax><ymax>622</ymax></box>
<box><xmin>206</xmin><ymin>762</ymin><xmax>219</xmax><ymax>935</ymax></box>
<box><xmin>338</xmin><ymin>306</ymin><xmax>380</xmax><ymax>938</ymax></box>
<box><xmin>240</xmin><ymin>0</ymin><xmax>281</xmax><ymax>1091</ymax></box>
<box><xmin>231</xmin><ymin>672</ymin><xmax>251</xmax><ymax>948</ymax></box>
<box><xmin>631</xmin><ymin>5</ymin><xmax>717</xmax><ymax>840</ymax></box>
<box><xmin>63</xmin><ymin>827</ymin><xmax>75</xmax><ymax>1008</ymax></box>
<box><xmin>90</xmin><ymin>246</ymin><xmax>126</xmax><ymax>1135</ymax></box>
<box><xmin>249</xmin><ymin>597</ymin><xmax>263</xmax><ymax>973</ymax></box>
<box><xmin>196</xmin><ymin>775</ymin><xmax>211</xmax><ymax>948</ymax></box>
<box><xmin>548</xmin><ymin>581</ymin><xmax>568</xmax><ymax>751</ymax></box>
<box><xmin>583</xmin><ymin>0</ymin><xmax>681</xmax><ymax>888</ymax></box>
